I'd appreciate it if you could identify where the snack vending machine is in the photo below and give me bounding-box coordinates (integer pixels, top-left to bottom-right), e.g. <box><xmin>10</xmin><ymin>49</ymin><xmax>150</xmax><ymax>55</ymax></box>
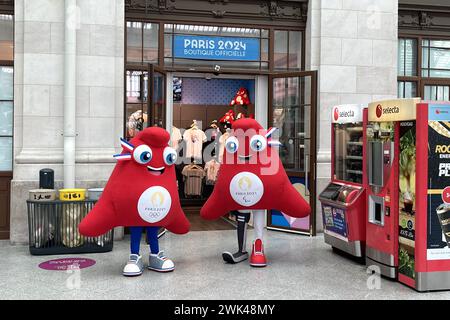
<box><xmin>319</xmin><ymin>104</ymin><xmax>366</xmax><ymax>257</ymax></box>
<box><xmin>365</xmin><ymin>98</ymin><xmax>450</xmax><ymax>291</ymax></box>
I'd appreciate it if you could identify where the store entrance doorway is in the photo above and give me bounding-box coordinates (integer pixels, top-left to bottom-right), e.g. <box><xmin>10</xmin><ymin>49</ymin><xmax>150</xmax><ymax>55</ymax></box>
<box><xmin>170</xmin><ymin>74</ymin><xmax>256</xmax><ymax>231</ymax></box>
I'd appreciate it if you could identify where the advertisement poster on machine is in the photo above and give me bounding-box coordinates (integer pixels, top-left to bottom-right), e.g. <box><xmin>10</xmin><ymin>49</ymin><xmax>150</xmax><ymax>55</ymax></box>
<box><xmin>427</xmin><ymin>105</ymin><xmax>450</xmax><ymax>261</ymax></box>
<box><xmin>322</xmin><ymin>205</ymin><xmax>348</xmax><ymax>241</ymax></box>
<box><xmin>398</xmin><ymin>121</ymin><xmax>416</xmax><ymax>278</ymax></box>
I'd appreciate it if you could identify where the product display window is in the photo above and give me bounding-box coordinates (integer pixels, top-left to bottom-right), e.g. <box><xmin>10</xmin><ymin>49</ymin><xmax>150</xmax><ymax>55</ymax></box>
<box><xmin>171</xmin><ymin>77</ymin><xmax>255</xmax><ymax>209</ymax></box>
<box><xmin>334</xmin><ymin>123</ymin><xmax>364</xmax><ymax>184</ymax></box>
<box><xmin>174</xmin><ymin>119</ymin><xmax>223</xmax><ymax>202</ymax></box>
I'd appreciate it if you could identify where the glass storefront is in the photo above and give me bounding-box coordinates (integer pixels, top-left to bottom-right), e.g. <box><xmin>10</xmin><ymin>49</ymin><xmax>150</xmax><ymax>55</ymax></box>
<box><xmin>124</xmin><ymin>15</ymin><xmax>316</xmax><ymax>234</ymax></box>
<box><xmin>124</xmin><ymin>20</ymin><xmax>306</xmax><ymax>136</ymax></box>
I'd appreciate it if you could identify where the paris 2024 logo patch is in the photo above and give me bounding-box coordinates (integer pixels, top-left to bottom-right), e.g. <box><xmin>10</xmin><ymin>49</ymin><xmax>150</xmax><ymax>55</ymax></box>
<box><xmin>229</xmin><ymin>172</ymin><xmax>264</xmax><ymax>207</ymax></box>
<box><xmin>138</xmin><ymin>186</ymin><xmax>172</xmax><ymax>223</ymax></box>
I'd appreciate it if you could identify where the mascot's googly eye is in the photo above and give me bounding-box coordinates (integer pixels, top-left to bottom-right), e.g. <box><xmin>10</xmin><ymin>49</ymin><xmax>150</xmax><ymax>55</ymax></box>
<box><xmin>133</xmin><ymin>145</ymin><xmax>153</xmax><ymax>164</ymax></box>
<box><xmin>163</xmin><ymin>147</ymin><xmax>177</xmax><ymax>165</ymax></box>
<box><xmin>225</xmin><ymin>136</ymin><xmax>239</xmax><ymax>154</ymax></box>
<box><xmin>250</xmin><ymin>135</ymin><xmax>267</xmax><ymax>152</ymax></box>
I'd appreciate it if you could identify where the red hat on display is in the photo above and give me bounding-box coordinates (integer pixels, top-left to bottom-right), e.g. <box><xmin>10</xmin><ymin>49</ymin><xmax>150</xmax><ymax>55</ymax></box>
<box><xmin>219</xmin><ymin>109</ymin><xmax>236</xmax><ymax>125</ymax></box>
<box><xmin>230</xmin><ymin>87</ymin><xmax>251</xmax><ymax>106</ymax></box>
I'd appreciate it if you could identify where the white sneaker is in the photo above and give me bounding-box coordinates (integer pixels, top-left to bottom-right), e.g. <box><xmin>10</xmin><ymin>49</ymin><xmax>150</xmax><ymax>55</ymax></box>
<box><xmin>122</xmin><ymin>254</ymin><xmax>144</xmax><ymax>276</ymax></box>
<box><xmin>148</xmin><ymin>251</ymin><xmax>175</xmax><ymax>272</ymax></box>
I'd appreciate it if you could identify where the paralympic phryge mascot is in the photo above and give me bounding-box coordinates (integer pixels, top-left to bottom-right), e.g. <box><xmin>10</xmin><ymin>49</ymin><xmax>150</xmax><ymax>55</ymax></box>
<box><xmin>201</xmin><ymin>118</ymin><xmax>310</xmax><ymax>267</ymax></box>
<box><xmin>79</xmin><ymin>127</ymin><xmax>190</xmax><ymax>276</ymax></box>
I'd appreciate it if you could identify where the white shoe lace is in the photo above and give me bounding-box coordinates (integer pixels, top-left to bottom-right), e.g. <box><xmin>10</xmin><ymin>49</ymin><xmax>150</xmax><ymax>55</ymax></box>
<box><xmin>129</xmin><ymin>254</ymin><xmax>140</xmax><ymax>262</ymax></box>
<box><xmin>157</xmin><ymin>251</ymin><xmax>168</xmax><ymax>261</ymax></box>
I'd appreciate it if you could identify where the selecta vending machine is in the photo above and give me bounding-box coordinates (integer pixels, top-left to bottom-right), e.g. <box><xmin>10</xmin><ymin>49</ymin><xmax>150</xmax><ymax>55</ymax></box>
<box><xmin>365</xmin><ymin>98</ymin><xmax>450</xmax><ymax>291</ymax></box>
<box><xmin>319</xmin><ymin>104</ymin><xmax>367</xmax><ymax>257</ymax></box>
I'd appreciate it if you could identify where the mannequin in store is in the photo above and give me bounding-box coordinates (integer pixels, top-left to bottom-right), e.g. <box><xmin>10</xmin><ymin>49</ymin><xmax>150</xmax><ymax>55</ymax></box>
<box><xmin>79</xmin><ymin>127</ymin><xmax>190</xmax><ymax>276</ymax></box>
<box><xmin>200</xmin><ymin>118</ymin><xmax>311</xmax><ymax>267</ymax></box>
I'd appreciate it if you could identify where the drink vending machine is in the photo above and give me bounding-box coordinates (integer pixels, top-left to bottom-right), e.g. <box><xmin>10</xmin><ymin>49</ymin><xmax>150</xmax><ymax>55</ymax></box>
<box><xmin>365</xmin><ymin>98</ymin><xmax>450</xmax><ymax>291</ymax></box>
<box><xmin>319</xmin><ymin>104</ymin><xmax>367</xmax><ymax>257</ymax></box>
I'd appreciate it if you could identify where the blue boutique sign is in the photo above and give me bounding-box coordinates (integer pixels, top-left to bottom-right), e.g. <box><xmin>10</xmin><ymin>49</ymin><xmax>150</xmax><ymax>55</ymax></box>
<box><xmin>173</xmin><ymin>35</ymin><xmax>260</xmax><ymax>61</ymax></box>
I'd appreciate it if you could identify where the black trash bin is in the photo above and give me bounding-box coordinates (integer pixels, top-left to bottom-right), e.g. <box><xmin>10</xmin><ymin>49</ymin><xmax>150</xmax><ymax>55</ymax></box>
<box><xmin>39</xmin><ymin>168</ymin><xmax>54</xmax><ymax>190</ymax></box>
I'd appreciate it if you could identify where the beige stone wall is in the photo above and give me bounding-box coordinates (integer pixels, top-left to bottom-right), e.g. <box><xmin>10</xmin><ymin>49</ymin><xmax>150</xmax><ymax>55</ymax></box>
<box><xmin>10</xmin><ymin>0</ymin><xmax>400</xmax><ymax>242</ymax></box>
<box><xmin>306</xmin><ymin>0</ymin><xmax>398</xmax><ymax>232</ymax></box>
<box><xmin>11</xmin><ymin>0</ymin><xmax>125</xmax><ymax>244</ymax></box>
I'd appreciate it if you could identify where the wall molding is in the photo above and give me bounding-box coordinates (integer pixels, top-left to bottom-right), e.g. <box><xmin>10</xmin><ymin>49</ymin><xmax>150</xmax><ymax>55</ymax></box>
<box><xmin>15</xmin><ymin>148</ymin><xmax>118</xmax><ymax>164</ymax></box>
<box><xmin>399</xmin><ymin>2</ymin><xmax>450</xmax><ymax>34</ymax></box>
<box><xmin>125</xmin><ymin>0</ymin><xmax>308</xmax><ymax>27</ymax></box>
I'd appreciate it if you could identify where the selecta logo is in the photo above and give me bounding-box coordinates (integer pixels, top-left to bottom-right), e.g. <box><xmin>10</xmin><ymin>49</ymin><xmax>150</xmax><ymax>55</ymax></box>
<box><xmin>334</xmin><ymin>108</ymin><xmax>354</xmax><ymax>121</ymax></box>
<box><xmin>436</xmin><ymin>109</ymin><xmax>449</xmax><ymax>115</ymax></box>
<box><xmin>376</xmin><ymin>104</ymin><xmax>400</xmax><ymax>118</ymax></box>
<box><xmin>376</xmin><ymin>104</ymin><xmax>383</xmax><ymax>118</ymax></box>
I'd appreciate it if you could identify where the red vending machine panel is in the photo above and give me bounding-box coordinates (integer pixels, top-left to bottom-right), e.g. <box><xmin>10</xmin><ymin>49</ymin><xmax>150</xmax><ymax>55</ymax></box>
<box><xmin>364</xmin><ymin>98</ymin><xmax>420</xmax><ymax>279</ymax></box>
<box><xmin>319</xmin><ymin>104</ymin><xmax>366</xmax><ymax>257</ymax></box>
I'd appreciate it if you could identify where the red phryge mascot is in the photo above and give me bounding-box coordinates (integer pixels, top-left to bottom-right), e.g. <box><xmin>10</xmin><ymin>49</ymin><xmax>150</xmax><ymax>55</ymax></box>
<box><xmin>79</xmin><ymin>127</ymin><xmax>190</xmax><ymax>276</ymax></box>
<box><xmin>200</xmin><ymin>118</ymin><xmax>310</xmax><ymax>267</ymax></box>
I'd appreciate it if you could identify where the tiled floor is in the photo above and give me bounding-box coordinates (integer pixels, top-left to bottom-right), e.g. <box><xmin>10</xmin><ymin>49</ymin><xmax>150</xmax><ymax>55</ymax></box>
<box><xmin>1</xmin><ymin>230</ymin><xmax>450</xmax><ymax>300</ymax></box>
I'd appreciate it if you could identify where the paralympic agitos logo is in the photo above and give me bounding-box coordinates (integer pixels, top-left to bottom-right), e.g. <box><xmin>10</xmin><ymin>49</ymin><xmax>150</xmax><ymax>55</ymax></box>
<box><xmin>376</xmin><ymin>104</ymin><xmax>400</xmax><ymax>118</ymax></box>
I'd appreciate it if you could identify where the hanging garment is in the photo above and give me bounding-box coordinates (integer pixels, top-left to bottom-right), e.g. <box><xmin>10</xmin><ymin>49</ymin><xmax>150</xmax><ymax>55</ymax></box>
<box><xmin>204</xmin><ymin>159</ymin><xmax>220</xmax><ymax>185</ymax></box>
<box><xmin>181</xmin><ymin>164</ymin><xmax>205</xmax><ymax>197</ymax></box>
<box><xmin>171</xmin><ymin>126</ymin><xmax>182</xmax><ymax>151</ymax></box>
<box><xmin>183</xmin><ymin>127</ymin><xmax>207</xmax><ymax>160</ymax></box>
<box><xmin>218</xmin><ymin>131</ymin><xmax>230</xmax><ymax>163</ymax></box>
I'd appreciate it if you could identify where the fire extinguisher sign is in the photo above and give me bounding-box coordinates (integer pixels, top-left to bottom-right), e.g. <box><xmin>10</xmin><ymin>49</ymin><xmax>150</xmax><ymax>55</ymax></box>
<box><xmin>427</xmin><ymin>104</ymin><xmax>450</xmax><ymax>261</ymax></box>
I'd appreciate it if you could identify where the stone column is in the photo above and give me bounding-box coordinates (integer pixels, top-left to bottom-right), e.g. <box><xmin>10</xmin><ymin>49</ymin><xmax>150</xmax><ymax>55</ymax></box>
<box><xmin>306</xmin><ymin>0</ymin><xmax>398</xmax><ymax>232</ymax></box>
<box><xmin>11</xmin><ymin>0</ymin><xmax>124</xmax><ymax>244</ymax></box>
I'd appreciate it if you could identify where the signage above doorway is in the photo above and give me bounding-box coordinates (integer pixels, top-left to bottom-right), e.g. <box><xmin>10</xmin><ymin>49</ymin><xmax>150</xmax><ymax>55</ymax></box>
<box><xmin>173</xmin><ymin>35</ymin><xmax>260</xmax><ymax>61</ymax></box>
